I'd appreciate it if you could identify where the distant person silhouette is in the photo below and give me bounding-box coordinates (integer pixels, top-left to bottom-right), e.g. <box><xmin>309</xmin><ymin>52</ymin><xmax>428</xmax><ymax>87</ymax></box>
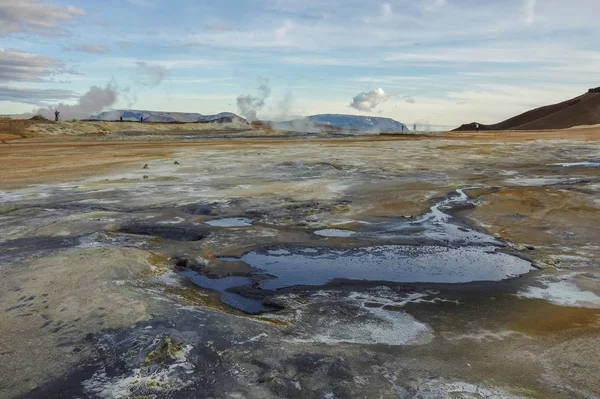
<box><xmin>120</xmin><ymin>116</ymin><xmax>123</xmax><ymax>122</ymax></box>
<box><xmin>140</xmin><ymin>116</ymin><xmax>143</xmax><ymax>123</ymax></box>
<box><xmin>476</xmin><ymin>123</ymin><xmax>480</xmax><ymax>132</ymax></box>
<box><xmin>54</xmin><ymin>110</ymin><xmax>60</xmax><ymax>122</ymax></box>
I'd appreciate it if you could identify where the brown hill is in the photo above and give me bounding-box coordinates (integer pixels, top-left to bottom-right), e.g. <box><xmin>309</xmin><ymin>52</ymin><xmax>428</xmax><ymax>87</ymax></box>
<box><xmin>454</xmin><ymin>87</ymin><xmax>600</xmax><ymax>131</ymax></box>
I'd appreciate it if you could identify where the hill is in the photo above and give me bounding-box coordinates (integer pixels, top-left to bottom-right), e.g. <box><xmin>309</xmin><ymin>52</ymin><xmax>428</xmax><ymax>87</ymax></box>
<box><xmin>276</xmin><ymin>114</ymin><xmax>409</xmax><ymax>133</ymax></box>
<box><xmin>93</xmin><ymin>110</ymin><xmax>246</xmax><ymax>124</ymax></box>
<box><xmin>454</xmin><ymin>87</ymin><xmax>600</xmax><ymax>131</ymax></box>
<box><xmin>307</xmin><ymin>114</ymin><xmax>409</xmax><ymax>132</ymax></box>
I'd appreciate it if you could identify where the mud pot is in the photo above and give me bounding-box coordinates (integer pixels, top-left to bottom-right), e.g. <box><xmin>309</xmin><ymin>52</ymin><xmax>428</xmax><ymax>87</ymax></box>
<box><xmin>1</xmin><ymin>130</ymin><xmax>600</xmax><ymax>398</ymax></box>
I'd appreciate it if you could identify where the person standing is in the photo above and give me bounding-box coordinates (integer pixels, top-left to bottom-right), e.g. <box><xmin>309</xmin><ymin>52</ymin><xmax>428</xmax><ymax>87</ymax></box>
<box><xmin>140</xmin><ymin>116</ymin><xmax>143</xmax><ymax>123</ymax></box>
<box><xmin>54</xmin><ymin>110</ymin><xmax>60</xmax><ymax>122</ymax></box>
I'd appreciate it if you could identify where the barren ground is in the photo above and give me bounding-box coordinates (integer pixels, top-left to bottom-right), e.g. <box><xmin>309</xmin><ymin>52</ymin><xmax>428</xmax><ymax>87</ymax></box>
<box><xmin>1</xmin><ymin>123</ymin><xmax>599</xmax><ymax>399</ymax></box>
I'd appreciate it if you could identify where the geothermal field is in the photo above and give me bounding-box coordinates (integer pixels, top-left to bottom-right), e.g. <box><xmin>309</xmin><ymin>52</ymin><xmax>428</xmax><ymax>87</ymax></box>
<box><xmin>1</xmin><ymin>122</ymin><xmax>600</xmax><ymax>398</ymax></box>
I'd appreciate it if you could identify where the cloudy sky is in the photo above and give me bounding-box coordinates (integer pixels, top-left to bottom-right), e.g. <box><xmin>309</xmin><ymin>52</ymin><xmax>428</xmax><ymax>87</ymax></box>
<box><xmin>1</xmin><ymin>0</ymin><xmax>599</xmax><ymax>128</ymax></box>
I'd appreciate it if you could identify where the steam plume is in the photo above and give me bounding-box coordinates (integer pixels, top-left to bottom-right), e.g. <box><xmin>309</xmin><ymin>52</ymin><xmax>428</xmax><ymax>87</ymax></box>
<box><xmin>236</xmin><ymin>79</ymin><xmax>271</xmax><ymax>121</ymax></box>
<box><xmin>35</xmin><ymin>83</ymin><xmax>118</xmax><ymax>120</ymax></box>
<box><xmin>136</xmin><ymin>62</ymin><xmax>168</xmax><ymax>87</ymax></box>
<box><xmin>272</xmin><ymin>118</ymin><xmax>321</xmax><ymax>133</ymax></box>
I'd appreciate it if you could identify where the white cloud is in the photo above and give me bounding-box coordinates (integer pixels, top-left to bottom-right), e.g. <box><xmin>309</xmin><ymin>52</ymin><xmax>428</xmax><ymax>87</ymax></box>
<box><xmin>283</xmin><ymin>55</ymin><xmax>377</xmax><ymax>67</ymax></box>
<box><xmin>350</xmin><ymin>88</ymin><xmax>389</xmax><ymax>111</ymax></box>
<box><xmin>385</xmin><ymin>43</ymin><xmax>600</xmax><ymax>65</ymax></box>
<box><xmin>0</xmin><ymin>0</ymin><xmax>85</xmax><ymax>36</ymax></box>
<box><xmin>354</xmin><ymin>76</ymin><xmax>432</xmax><ymax>84</ymax></box>
<box><xmin>522</xmin><ymin>0</ymin><xmax>536</xmax><ymax>26</ymax></box>
<box><xmin>0</xmin><ymin>84</ymin><xmax>75</xmax><ymax>104</ymax></box>
<box><xmin>115</xmin><ymin>40</ymin><xmax>134</xmax><ymax>48</ymax></box>
<box><xmin>0</xmin><ymin>48</ymin><xmax>65</xmax><ymax>82</ymax></box>
<box><xmin>364</xmin><ymin>3</ymin><xmax>413</xmax><ymax>24</ymax></box>
<box><xmin>126</xmin><ymin>0</ymin><xmax>158</xmax><ymax>7</ymax></box>
<box><xmin>425</xmin><ymin>0</ymin><xmax>446</xmax><ymax>12</ymax></box>
<box><xmin>64</xmin><ymin>44</ymin><xmax>111</xmax><ymax>54</ymax></box>
<box><xmin>92</xmin><ymin>57</ymin><xmax>220</xmax><ymax>69</ymax></box>
<box><xmin>382</xmin><ymin>3</ymin><xmax>393</xmax><ymax>19</ymax></box>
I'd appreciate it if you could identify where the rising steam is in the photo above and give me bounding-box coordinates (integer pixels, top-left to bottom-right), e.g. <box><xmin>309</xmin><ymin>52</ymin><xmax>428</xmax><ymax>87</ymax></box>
<box><xmin>35</xmin><ymin>83</ymin><xmax>118</xmax><ymax>120</ymax></box>
<box><xmin>136</xmin><ymin>62</ymin><xmax>168</xmax><ymax>87</ymax></box>
<box><xmin>271</xmin><ymin>118</ymin><xmax>321</xmax><ymax>133</ymax></box>
<box><xmin>236</xmin><ymin>79</ymin><xmax>271</xmax><ymax>122</ymax></box>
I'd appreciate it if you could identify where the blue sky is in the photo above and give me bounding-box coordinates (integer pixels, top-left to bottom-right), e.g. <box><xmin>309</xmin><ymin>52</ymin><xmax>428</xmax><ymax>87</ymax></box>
<box><xmin>1</xmin><ymin>0</ymin><xmax>599</xmax><ymax>128</ymax></box>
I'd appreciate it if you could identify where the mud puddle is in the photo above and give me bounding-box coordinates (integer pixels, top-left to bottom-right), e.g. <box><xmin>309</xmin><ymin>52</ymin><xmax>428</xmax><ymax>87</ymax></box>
<box><xmin>314</xmin><ymin>228</ymin><xmax>356</xmax><ymax>237</ymax></box>
<box><xmin>177</xmin><ymin>187</ymin><xmax>535</xmax><ymax>313</ymax></box>
<box><xmin>176</xmin><ymin>244</ymin><xmax>532</xmax><ymax>314</ymax></box>
<box><xmin>205</xmin><ymin>217</ymin><xmax>254</xmax><ymax>227</ymax></box>
<box><xmin>227</xmin><ymin>245</ymin><xmax>532</xmax><ymax>290</ymax></box>
<box><xmin>178</xmin><ymin>271</ymin><xmax>269</xmax><ymax>313</ymax></box>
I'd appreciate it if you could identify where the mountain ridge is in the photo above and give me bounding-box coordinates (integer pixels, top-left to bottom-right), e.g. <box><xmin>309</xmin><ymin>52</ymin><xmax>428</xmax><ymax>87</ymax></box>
<box><xmin>307</xmin><ymin>114</ymin><xmax>408</xmax><ymax>131</ymax></box>
<box><xmin>93</xmin><ymin>111</ymin><xmax>410</xmax><ymax>133</ymax></box>
<box><xmin>275</xmin><ymin>114</ymin><xmax>409</xmax><ymax>133</ymax></box>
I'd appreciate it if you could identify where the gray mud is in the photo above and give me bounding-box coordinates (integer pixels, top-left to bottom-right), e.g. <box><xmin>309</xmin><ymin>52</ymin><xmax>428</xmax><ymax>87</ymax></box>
<box><xmin>2</xmin><ymin>136</ymin><xmax>600</xmax><ymax>398</ymax></box>
<box><xmin>117</xmin><ymin>224</ymin><xmax>210</xmax><ymax>242</ymax></box>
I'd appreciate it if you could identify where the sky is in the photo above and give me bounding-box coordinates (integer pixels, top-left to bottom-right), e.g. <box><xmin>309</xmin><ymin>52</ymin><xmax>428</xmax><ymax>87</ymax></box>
<box><xmin>1</xmin><ymin>0</ymin><xmax>599</xmax><ymax>128</ymax></box>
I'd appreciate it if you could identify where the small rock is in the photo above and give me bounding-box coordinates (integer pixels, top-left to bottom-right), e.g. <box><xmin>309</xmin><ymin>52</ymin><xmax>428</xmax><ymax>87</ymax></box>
<box><xmin>174</xmin><ymin>161</ymin><xmax>180</xmax><ymax>165</ymax></box>
<box><xmin>526</xmin><ymin>246</ymin><xmax>535</xmax><ymax>251</ymax></box>
<box><xmin>143</xmin><ymin>164</ymin><xmax>149</xmax><ymax>169</ymax></box>
<box><xmin>143</xmin><ymin>175</ymin><xmax>148</xmax><ymax>179</ymax></box>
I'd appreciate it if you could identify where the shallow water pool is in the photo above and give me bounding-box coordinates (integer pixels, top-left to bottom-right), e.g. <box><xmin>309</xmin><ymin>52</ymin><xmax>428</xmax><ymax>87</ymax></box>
<box><xmin>237</xmin><ymin>245</ymin><xmax>533</xmax><ymax>290</ymax></box>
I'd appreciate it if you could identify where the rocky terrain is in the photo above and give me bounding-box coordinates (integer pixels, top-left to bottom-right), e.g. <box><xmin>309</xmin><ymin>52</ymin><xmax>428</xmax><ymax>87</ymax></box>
<box><xmin>0</xmin><ymin>126</ymin><xmax>599</xmax><ymax>398</ymax></box>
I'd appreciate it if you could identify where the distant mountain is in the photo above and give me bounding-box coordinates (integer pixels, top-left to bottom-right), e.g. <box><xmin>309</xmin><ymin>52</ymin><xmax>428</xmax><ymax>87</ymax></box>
<box><xmin>91</xmin><ymin>110</ymin><xmax>409</xmax><ymax>133</ymax></box>
<box><xmin>92</xmin><ymin>110</ymin><xmax>246</xmax><ymax>124</ymax></box>
<box><xmin>276</xmin><ymin>114</ymin><xmax>409</xmax><ymax>133</ymax></box>
<box><xmin>454</xmin><ymin>87</ymin><xmax>600</xmax><ymax>131</ymax></box>
<box><xmin>307</xmin><ymin>114</ymin><xmax>409</xmax><ymax>132</ymax></box>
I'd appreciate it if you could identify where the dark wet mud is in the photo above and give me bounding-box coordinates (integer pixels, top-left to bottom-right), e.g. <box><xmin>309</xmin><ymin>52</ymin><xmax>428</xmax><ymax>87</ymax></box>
<box><xmin>117</xmin><ymin>224</ymin><xmax>210</xmax><ymax>242</ymax></box>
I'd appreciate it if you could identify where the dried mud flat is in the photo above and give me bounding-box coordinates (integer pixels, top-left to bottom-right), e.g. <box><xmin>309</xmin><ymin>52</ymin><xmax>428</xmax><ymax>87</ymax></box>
<box><xmin>1</xmin><ymin>127</ymin><xmax>600</xmax><ymax>399</ymax></box>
